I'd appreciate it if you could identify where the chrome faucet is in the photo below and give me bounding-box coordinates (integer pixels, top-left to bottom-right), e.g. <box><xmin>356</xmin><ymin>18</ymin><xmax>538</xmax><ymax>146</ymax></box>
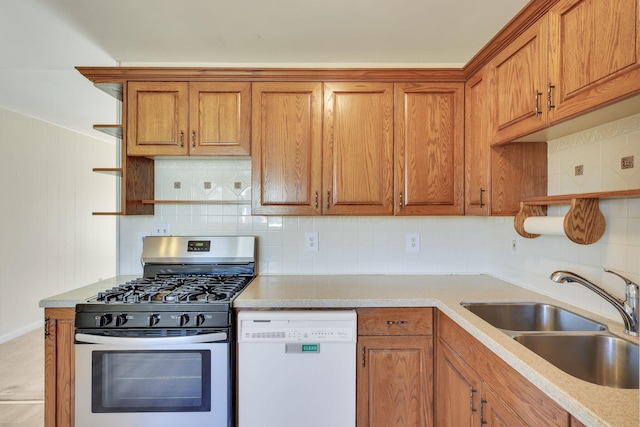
<box><xmin>550</xmin><ymin>269</ymin><xmax>639</xmax><ymax>336</ymax></box>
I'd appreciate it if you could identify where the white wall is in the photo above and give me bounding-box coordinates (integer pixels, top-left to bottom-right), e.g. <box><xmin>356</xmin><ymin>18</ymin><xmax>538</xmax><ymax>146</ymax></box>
<box><xmin>118</xmin><ymin>113</ymin><xmax>640</xmax><ymax>324</ymax></box>
<box><xmin>0</xmin><ymin>107</ymin><xmax>117</xmax><ymax>342</ymax></box>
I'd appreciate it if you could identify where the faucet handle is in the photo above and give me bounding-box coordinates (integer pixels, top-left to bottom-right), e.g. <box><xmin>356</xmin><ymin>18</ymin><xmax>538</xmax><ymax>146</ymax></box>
<box><xmin>604</xmin><ymin>268</ymin><xmax>638</xmax><ymax>287</ymax></box>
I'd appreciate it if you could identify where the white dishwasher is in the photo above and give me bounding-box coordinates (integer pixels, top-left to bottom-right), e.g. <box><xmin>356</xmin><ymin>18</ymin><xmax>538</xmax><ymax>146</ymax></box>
<box><xmin>237</xmin><ymin>310</ymin><xmax>357</xmax><ymax>427</ymax></box>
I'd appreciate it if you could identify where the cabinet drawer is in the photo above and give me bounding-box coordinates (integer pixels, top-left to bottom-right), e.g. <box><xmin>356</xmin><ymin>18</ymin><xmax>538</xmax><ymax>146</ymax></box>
<box><xmin>357</xmin><ymin>307</ymin><xmax>433</xmax><ymax>335</ymax></box>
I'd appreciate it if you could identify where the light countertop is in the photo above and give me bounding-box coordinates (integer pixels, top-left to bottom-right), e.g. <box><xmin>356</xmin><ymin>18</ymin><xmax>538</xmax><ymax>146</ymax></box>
<box><xmin>234</xmin><ymin>274</ymin><xmax>639</xmax><ymax>427</ymax></box>
<box><xmin>40</xmin><ymin>273</ymin><xmax>639</xmax><ymax>426</ymax></box>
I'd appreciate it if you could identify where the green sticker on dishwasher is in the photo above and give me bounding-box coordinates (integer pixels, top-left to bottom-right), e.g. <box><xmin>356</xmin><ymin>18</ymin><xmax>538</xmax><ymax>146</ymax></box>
<box><xmin>302</xmin><ymin>344</ymin><xmax>319</xmax><ymax>353</ymax></box>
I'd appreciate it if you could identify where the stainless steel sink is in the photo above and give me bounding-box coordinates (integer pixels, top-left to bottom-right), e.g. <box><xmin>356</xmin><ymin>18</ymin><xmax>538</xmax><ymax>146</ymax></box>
<box><xmin>513</xmin><ymin>333</ymin><xmax>639</xmax><ymax>389</ymax></box>
<box><xmin>461</xmin><ymin>302</ymin><xmax>607</xmax><ymax>332</ymax></box>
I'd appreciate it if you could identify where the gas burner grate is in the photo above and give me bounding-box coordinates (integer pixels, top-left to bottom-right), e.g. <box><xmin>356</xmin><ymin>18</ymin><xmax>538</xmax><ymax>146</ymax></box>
<box><xmin>93</xmin><ymin>274</ymin><xmax>253</xmax><ymax>304</ymax></box>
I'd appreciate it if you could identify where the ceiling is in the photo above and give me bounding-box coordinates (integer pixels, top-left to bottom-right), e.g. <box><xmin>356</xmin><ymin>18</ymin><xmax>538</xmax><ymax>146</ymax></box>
<box><xmin>0</xmin><ymin>0</ymin><xmax>529</xmax><ymax>142</ymax></box>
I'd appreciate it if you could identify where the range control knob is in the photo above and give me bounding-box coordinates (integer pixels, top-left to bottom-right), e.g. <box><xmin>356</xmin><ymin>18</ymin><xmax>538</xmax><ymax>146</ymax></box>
<box><xmin>115</xmin><ymin>314</ymin><xmax>128</xmax><ymax>327</ymax></box>
<box><xmin>95</xmin><ymin>314</ymin><xmax>113</xmax><ymax>327</ymax></box>
<box><xmin>177</xmin><ymin>313</ymin><xmax>190</xmax><ymax>327</ymax></box>
<box><xmin>194</xmin><ymin>313</ymin><xmax>207</xmax><ymax>327</ymax></box>
<box><xmin>147</xmin><ymin>314</ymin><xmax>160</xmax><ymax>327</ymax></box>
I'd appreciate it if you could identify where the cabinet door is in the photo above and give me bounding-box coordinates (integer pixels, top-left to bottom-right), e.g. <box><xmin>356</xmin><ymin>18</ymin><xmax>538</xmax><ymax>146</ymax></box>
<box><xmin>490</xmin><ymin>17</ymin><xmax>548</xmax><ymax>145</ymax></box>
<box><xmin>188</xmin><ymin>82</ymin><xmax>250</xmax><ymax>156</ymax></box>
<box><xmin>127</xmin><ymin>81</ymin><xmax>189</xmax><ymax>156</ymax></box>
<box><xmin>482</xmin><ymin>384</ymin><xmax>527</xmax><ymax>427</ymax></box>
<box><xmin>464</xmin><ymin>69</ymin><xmax>491</xmax><ymax>215</ymax></box>
<box><xmin>44</xmin><ymin>308</ymin><xmax>75</xmax><ymax>427</ymax></box>
<box><xmin>251</xmin><ymin>82</ymin><xmax>323</xmax><ymax>215</ymax></box>
<box><xmin>548</xmin><ymin>0</ymin><xmax>640</xmax><ymax>122</ymax></box>
<box><xmin>323</xmin><ymin>82</ymin><xmax>394</xmax><ymax>215</ymax></box>
<box><xmin>436</xmin><ymin>341</ymin><xmax>481</xmax><ymax>427</ymax></box>
<box><xmin>358</xmin><ymin>335</ymin><xmax>433</xmax><ymax>427</ymax></box>
<box><xmin>394</xmin><ymin>83</ymin><xmax>464</xmax><ymax>215</ymax></box>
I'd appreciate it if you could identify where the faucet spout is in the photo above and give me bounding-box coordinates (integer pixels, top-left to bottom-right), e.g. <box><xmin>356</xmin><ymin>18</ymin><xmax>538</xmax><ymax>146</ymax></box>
<box><xmin>550</xmin><ymin>270</ymin><xmax>639</xmax><ymax>336</ymax></box>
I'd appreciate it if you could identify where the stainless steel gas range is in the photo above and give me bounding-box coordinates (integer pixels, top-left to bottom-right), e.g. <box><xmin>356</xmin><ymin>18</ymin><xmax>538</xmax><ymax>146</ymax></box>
<box><xmin>74</xmin><ymin>235</ymin><xmax>256</xmax><ymax>427</ymax></box>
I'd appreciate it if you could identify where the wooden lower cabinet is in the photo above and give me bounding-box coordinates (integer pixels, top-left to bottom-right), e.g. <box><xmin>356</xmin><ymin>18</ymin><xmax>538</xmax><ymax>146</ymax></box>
<box><xmin>437</xmin><ymin>312</ymin><xmax>570</xmax><ymax>427</ymax></box>
<box><xmin>44</xmin><ymin>307</ymin><xmax>75</xmax><ymax>427</ymax></box>
<box><xmin>356</xmin><ymin>308</ymin><xmax>434</xmax><ymax>427</ymax></box>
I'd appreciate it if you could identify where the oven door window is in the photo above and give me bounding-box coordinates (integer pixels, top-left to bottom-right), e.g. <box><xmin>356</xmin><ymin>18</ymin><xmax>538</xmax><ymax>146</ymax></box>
<box><xmin>91</xmin><ymin>350</ymin><xmax>211</xmax><ymax>413</ymax></box>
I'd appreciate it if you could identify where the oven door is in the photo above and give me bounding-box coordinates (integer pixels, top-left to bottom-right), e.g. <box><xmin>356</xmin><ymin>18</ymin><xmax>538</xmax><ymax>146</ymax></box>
<box><xmin>75</xmin><ymin>330</ymin><xmax>230</xmax><ymax>427</ymax></box>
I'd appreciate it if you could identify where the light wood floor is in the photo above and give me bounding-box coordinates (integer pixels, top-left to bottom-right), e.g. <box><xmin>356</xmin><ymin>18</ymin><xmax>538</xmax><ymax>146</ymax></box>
<box><xmin>0</xmin><ymin>402</ymin><xmax>43</xmax><ymax>427</ymax></box>
<box><xmin>0</xmin><ymin>329</ymin><xmax>44</xmax><ymax>426</ymax></box>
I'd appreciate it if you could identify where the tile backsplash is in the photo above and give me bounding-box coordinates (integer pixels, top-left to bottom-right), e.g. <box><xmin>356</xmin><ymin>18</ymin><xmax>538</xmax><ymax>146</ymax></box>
<box><xmin>119</xmin><ymin>112</ymin><xmax>640</xmax><ymax>323</ymax></box>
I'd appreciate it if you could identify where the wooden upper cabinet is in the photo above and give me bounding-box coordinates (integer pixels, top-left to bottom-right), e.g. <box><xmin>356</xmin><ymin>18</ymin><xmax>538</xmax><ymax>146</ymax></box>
<box><xmin>127</xmin><ymin>81</ymin><xmax>189</xmax><ymax>156</ymax></box>
<box><xmin>323</xmin><ymin>82</ymin><xmax>394</xmax><ymax>215</ymax></box>
<box><xmin>394</xmin><ymin>83</ymin><xmax>464</xmax><ymax>215</ymax></box>
<box><xmin>464</xmin><ymin>70</ymin><xmax>491</xmax><ymax>216</ymax></box>
<box><xmin>188</xmin><ymin>82</ymin><xmax>250</xmax><ymax>155</ymax></box>
<box><xmin>490</xmin><ymin>17</ymin><xmax>549</xmax><ymax>145</ymax></box>
<box><xmin>251</xmin><ymin>82</ymin><xmax>323</xmax><ymax>215</ymax></box>
<box><xmin>547</xmin><ymin>0</ymin><xmax>640</xmax><ymax>122</ymax></box>
<box><xmin>127</xmin><ymin>81</ymin><xmax>250</xmax><ymax>156</ymax></box>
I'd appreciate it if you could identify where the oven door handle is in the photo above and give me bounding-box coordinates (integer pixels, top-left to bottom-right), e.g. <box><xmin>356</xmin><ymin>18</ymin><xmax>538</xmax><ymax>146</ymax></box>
<box><xmin>74</xmin><ymin>332</ymin><xmax>228</xmax><ymax>346</ymax></box>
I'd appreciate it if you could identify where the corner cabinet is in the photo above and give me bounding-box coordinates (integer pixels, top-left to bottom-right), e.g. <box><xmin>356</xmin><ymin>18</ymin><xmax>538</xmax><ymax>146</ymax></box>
<box><xmin>436</xmin><ymin>312</ymin><xmax>569</xmax><ymax>427</ymax></box>
<box><xmin>127</xmin><ymin>81</ymin><xmax>251</xmax><ymax>156</ymax></box>
<box><xmin>547</xmin><ymin>0</ymin><xmax>640</xmax><ymax>123</ymax></box>
<box><xmin>395</xmin><ymin>83</ymin><xmax>464</xmax><ymax>215</ymax></box>
<box><xmin>490</xmin><ymin>0</ymin><xmax>640</xmax><ymax>145</ymax></box>
<box><xmin>465</xmin><ymin>67</ymin><xmax>548</xmax><ymax>216</ymax></box>
<box><xmin>356</xmin><ymin>308</ymin><xmax>434</xmax><ymax>427</ymax></box>
<box><xmin>489</xmin><ymin>17</ymin><xmax>549</xmax><ymax>145</ymax></box>
<box><xmin>44</xmin><ymin>308</ymin><xmax>75</xmax><ymax>427</ymax></box>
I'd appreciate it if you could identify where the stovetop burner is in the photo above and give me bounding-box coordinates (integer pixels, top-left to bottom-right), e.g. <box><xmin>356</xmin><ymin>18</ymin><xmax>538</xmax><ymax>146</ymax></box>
<box><xmin>75</xmin><ymin>236</ymin><xmax>256</xmax><ymax>330</ymax></box>
<box><xmin>91</xmin><ymin>274</ymin><xmax>253</xmax><ymax>304</ymax></box>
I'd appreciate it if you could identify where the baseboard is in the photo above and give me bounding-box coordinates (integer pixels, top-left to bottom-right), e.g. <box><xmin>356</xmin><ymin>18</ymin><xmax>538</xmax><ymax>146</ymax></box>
<box><xmin>0</xmin><ymin>321</ymin><xmax>43</xmax><ymax>344</ymax></box>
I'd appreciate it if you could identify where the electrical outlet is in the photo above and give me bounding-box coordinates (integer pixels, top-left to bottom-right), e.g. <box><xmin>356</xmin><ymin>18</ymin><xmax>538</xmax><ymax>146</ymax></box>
<box><xmin>510</xmin><ymin>236</ymin><xmax>519</xmax><ymax>255</ymax></box>
<box><xmin>152</xmin><ymin>223</ymin><xmax>170</xmax><ymax>236</ymax></box>
<box><xmin>406</xmin><ymin>233</ymin><xmax>420</xmax><ymax>253</ymax></box>
<box><xmin>304</xmin><ymin>232</ymin><xmax>319</xmax><ymax>252</ymax></box>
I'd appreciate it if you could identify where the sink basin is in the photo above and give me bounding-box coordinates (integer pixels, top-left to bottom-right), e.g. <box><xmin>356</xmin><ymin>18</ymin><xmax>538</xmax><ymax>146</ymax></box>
<box><xmin>461</xmin><ymin>302</ymin><xmax>607</xmax><ymax>332</ymax></box>
<box><xmin>513</xmin><ymin>334</ymin><xmax>639</xmax><ymax>389</ymax></box>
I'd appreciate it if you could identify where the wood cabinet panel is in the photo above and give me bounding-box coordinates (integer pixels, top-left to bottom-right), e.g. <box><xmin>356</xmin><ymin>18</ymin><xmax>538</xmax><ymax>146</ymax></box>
<box><xmin>188</xmin><ymin>82</ymin><xmax>251</xmax><ymax>155</ymax></box>
<box><xmin>491</xmin><ymin>142</ymin><xmax>548</xmax><ymax>215</ymax></box>
<box><xmin>127</xmin><ymin>81</ymin><xmax>189</xmax><ymax>156</ymax></box>
<box><xmin>44</xmin><ymin>308</ymin><xmax>75</xmax><ymax>427</ymax></box>
<box><xmin>251</xmin><ymin>82</ymin><xmax>323</xmax><ymax>215</ymax></box>
<box><xmin>464</xmin><ymin>69</ymin><xmax>491</xmax><ymax>215</ymax></box>
<box><xmin>357</xmin><ymin>307</ymin><xmax>433</xmax><ymax>335</ymax></box>
<box><xmin>548</xmin><ymin>0</ymin><xmax>640</xmax><ymax>122</ymax></box>
<box><xmin>438</xmin><ymin>313</ymin><xmax>569</xmax><ymax>427</ymax></box>
<box><xmin>482</xmin><ymin>384</ymin><xmax>528</xmax><ymax>427</ymax></box>
<box><xmin>358</xmin><ymin>336</ymin><xmax>433</xmax><ymax>427</ymax></box>
<box><xmin>436</xmin><ymin>339</ymin><xmax>481</xmax><ymax>427</ymax></box>
<box><xmin>490</xmin><ymin>17</ymin><xmax>548</xmax><ymax>145</ymax></box>
<box><xmin>394</xmin><ymin>83</ymin><xmax>464</xmax><ymax>215</ymax></box>
<box><xmin>127</xmin><ymin>81</ymin><xmax>250</xmax><ymax>156</ymax></box>
<box><xmin>323</xmin><ymin>82</ymin><xmax>394</xmax><ymax>215</ymax></box>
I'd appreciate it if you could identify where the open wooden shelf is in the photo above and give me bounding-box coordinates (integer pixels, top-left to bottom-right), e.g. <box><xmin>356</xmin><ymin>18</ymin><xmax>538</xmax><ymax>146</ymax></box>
<box><xmin>141</xmin><ymin>200</ymin><xmax>251</xmax><ymax>205</ymax></box>
<box><xmin>93</xmin><ymin>124</ymin><xmax>123</xmax><ymax>139</ymax></box>
<box><xmin>514</xmin><ymin>189</ymin><xmax>640</xmax><ymax>245</ymax></box>
<box><xmin>92</xmin><ymin>167</ymin><xmax>122</xmax><ymax>175</ymax></box>
<box><xmin>521</xmin><ymin>189</ymin><xmax>640</xmax><ymax>204</ymax></box>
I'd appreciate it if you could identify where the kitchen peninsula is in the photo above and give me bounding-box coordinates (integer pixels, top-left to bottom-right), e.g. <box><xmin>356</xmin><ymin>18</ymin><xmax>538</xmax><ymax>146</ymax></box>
<box><xmin>41</xmin><ymin>274</ymin><xmax>639</xmax><ymax>427</ymax></box>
